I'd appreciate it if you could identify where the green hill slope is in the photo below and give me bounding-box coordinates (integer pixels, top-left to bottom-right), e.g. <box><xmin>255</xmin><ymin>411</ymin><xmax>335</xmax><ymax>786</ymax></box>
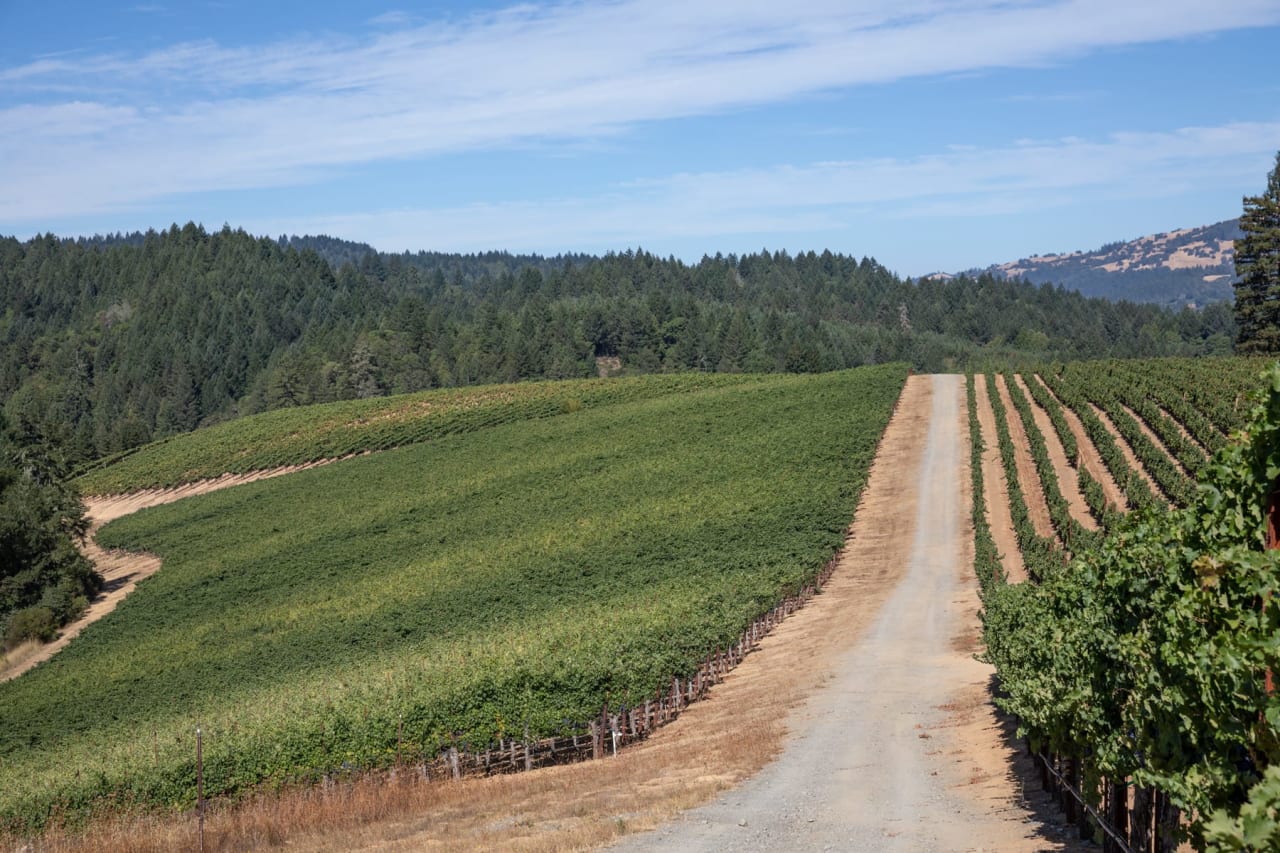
<box><xmin>0</xmin><ymin>365</ymin><xmax>906</xmax><ymax>833</ymax></box>
<box><xmin>76</xmin><ymin>372</ymin><xmax>757</xmax><ymax>494</ymax></box>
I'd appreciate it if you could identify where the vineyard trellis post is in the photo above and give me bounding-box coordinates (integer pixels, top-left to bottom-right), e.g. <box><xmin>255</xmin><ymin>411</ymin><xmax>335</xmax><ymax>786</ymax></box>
<box><xmin>196</xmin><ymin>726</ymin><xmax>205</xmax><ymax>853</ymax></box>
<box><xmin>1037</xmin><ymin>751</ymin><xmax>1134</xmax><ymax>853</ymax></box>
<box><xmin>1131</xmin><ymin>786</ymin><xmax>1153</xmax><ymax>851</ymax></box>
<box><xmin>1266</xmin><ymin>482</ymin><xmax>1280</xmax><ymax>694</ymax></box>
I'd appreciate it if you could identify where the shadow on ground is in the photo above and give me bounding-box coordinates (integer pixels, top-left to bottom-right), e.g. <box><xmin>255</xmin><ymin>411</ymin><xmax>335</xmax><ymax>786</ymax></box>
<box><xmin>989</xmin><ymin>674</ymin><xmax>1098</xmax><ymax>851</ymax></box>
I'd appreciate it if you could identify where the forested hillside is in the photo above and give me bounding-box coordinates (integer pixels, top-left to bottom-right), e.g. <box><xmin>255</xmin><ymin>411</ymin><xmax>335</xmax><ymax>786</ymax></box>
<box><xmin>979</xmin><ymin>219</ymin><xmax>1240</xmax><ymax>307</ymax></box>
<box><xmin>0</xmin><ymin>416</ymin><xmax>97</xmax><ymax>649</ymax></box>
<box><xmin>1</xmin><ymin>223</ymin><xmax>1234</xmax><ymax>466</ymax></box>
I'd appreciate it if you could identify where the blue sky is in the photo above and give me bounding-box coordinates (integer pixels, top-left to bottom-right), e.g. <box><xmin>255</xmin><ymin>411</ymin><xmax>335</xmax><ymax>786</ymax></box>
<box><xmin>2</xmin><ymin>1</ymin><xmax>1279</xmax><ymax>276</ymax></box>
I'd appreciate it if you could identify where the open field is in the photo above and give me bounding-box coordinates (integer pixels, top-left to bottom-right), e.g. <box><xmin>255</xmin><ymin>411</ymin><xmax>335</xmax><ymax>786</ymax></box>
<box><xmin>10</xmin><ymin>355</ymin><xmax>1271</xmax><ymax>849</ymax></box>
<box><xmin>0</xmin><ymin>366</ymin><xmax>907</xmax><ymax>836</ymax></box>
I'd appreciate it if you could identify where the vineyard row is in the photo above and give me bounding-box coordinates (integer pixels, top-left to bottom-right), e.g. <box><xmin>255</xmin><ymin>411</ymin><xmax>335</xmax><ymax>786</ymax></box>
<box><xmin>970</xmin><ymin>357</ymin><xmax>1280</xmax><ymax>851</ymax></box>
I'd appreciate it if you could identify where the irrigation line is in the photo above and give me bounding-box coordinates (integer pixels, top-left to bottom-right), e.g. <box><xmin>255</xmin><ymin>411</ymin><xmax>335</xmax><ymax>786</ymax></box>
<box><xmin>1036</xmin><ymin>753</ymin><xmax>1133</xmax><ymax>853</ymax></box>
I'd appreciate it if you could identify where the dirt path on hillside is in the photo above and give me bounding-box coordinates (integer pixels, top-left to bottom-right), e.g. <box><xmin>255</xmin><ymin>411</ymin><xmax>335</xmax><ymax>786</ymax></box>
<box><xmin>973</xmin><ymin>376</ymin><xmax>1027</xmax><ymax>584</ymax></box>
<box><xmin>605</xmin><ymin>375</ymin><xmax>1071</xmax><ymax>852</ymax></box>
<box><xmin>1032</xmin><ymin>376</ymin><xmax>1126</xmax><ymax>513</ymax></box>
<box><xmin>1</xmin><ymin>462</ymin><xmax>338</xmax><ymax>683</ymax></box>
<box><xmin>1119</xmin><ymin>402</ymin><xmax>1190</xmax><ymax>479</ymax></box>
<box><xmin>1089</xmin><ymin>403</ymin><xmax>1167</xmax><ymax>505</ymax></box>
<box><xmin>1013</xmin><ymin>375</ymin><xmax>1096</xmax><ymax>532</ymax></box>
<box><xmin>993</xmin><ymin>374</ymin><xmax>1056</xmax><ymax>542</ymax></box>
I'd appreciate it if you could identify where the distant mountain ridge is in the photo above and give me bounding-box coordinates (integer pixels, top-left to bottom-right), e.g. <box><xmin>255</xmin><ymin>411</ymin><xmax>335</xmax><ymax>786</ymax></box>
<box><xmin>968</xmin><ymin>219</ymin><xmax>1240</xmax><ymax>307</ymax></box>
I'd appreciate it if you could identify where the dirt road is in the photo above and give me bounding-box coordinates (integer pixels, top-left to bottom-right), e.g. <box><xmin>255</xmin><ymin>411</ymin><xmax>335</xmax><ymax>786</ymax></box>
<box><xmin>610</xmin><ymin>374</ymin><xmax>1068</xmax><ymax>853</ymax></box>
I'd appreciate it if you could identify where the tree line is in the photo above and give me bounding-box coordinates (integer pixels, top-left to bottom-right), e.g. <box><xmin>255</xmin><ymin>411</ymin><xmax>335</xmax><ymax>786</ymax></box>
<box><xmin>0</xmin><ymin>415</ymin><xmax>96</xmax><ymax>652</ymax></box>
<box><xmin>1</xmin><ymin>223</ymin><xmax>1234</xmax><ymax>471</ymax></box>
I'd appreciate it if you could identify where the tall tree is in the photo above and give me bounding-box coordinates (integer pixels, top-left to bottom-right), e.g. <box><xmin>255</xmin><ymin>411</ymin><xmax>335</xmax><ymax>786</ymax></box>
<box><xmin>0</xmin><ymin>416</ymin><xmax>99</xmax><ymax>648</ymax></box>
<box><xmin>1234</xmin><ymin>151</ymin><xmax>1280</xmax><ymax>353</ymax></box>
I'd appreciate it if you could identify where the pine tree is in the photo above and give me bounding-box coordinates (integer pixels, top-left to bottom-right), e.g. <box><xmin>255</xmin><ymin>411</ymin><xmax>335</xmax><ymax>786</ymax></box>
<box><xmin>1234</xmin><ymin>151</ymin><xmax>1280</xmax><ymax>353</ymax></box>
<box><xmin>0</xmin><ymin>415</ymin><xmax>100</xmax><ymax>646</ymax></box>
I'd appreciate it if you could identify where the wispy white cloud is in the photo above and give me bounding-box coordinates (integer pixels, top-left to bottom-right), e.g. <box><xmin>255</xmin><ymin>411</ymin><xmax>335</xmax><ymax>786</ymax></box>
<box><xmin>241</xmin><ymin>121</ymin><xmax>1280</xmax><ymax>256</ymax></box>
<box><xmin>2</xmin><ymin>0</ymin><xmax>1279</xmax><ymax>223</ymax></box>
<box><xmin>367</xmin><ymin>10</ymin><xmax>416</xmax><ymax>28</ymax></box>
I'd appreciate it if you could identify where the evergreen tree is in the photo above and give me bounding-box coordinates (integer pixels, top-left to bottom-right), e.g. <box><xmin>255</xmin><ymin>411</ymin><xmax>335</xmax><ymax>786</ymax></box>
<box><xmin>0</xmin><ymin>416</ymin><xmax>99</xmax><ymax>649</ymax></box>
<box><xmin>1234</xmin><ymin>151</ymin><xmax>1280</xmax><ymax>353</ymax></box>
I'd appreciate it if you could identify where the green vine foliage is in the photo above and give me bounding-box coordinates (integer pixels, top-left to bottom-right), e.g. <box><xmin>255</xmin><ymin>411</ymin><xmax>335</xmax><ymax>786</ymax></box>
<box><xmin>967</xmin><ymin>374</ymin><xmax>1004</xmax><ymax>593</ymax></box>
<box><xmin>1040</xmin><ymin>368</ymin><xmax>1161</xmax><ymax>514</ymax></box>
<box><xmin>1205</xmin><ymin>764</ymin><xmax>1280</xmax><ymax>850</ymax></box>
<box><xmin>984</xmin><ymin>365</ymin><xmax>1280</xmax><ymax>849</ymax></box>
<box><xmin>984</xmin><ymin>373</ymin><xmax>1060</xmax><ymax>579</ymax></box>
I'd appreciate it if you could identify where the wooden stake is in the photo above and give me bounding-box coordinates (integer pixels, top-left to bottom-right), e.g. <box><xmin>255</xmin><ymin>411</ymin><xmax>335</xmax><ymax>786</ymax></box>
<box><xmin>1131</xmin><ymin>786</ymin><xmax>1152</xmax><ymax>853</ymax></box>
<box><xmin>1110</xmin><ymin>777</ymin><xmax>1128</xmax><ymax>852</ymax></box>
<box><xmin>196</xmin><ymin>727</ymin><xmax>204</xmax><ymax>853</ymax></box>
<box><xmin>1063</xmin><ymin>756</ymin><xmax>1077</xmax><ymax>824</ymax></box>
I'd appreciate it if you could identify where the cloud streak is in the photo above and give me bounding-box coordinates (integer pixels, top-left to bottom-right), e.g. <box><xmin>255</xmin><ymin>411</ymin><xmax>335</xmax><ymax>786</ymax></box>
<box><xmin>3</xmin><ymin>0</ymin><xmax>1280</xmax><ymax>223</ymax></box>
<box><xmin>241</xmin><ymin>120</ymin><xmax>1280</xmax><ymax>261</ymax></box>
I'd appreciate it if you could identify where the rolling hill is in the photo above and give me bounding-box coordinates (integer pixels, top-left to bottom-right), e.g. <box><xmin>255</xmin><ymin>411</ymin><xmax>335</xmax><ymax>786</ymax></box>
<box><xmin>972</xmin><ymin>219</ymin><xmax>1240</xmax><ymax>307</ymax></box>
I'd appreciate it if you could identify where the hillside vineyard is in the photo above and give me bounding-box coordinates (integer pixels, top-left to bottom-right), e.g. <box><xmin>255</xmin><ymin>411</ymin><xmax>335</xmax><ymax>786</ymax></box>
<box><xmin>0</xmin><ymin>367</ymin><xmax>906</xmax><ymax>833</ymax></box>
<box><xmin>969</xmin><ymin>358</ymin><xmax>1280</xmax><ymax>849</ymax></box>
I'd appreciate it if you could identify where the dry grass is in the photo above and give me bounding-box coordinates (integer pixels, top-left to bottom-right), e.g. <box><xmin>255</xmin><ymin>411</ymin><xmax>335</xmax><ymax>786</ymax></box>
<box><xmin>0</xmin><ymin>640</ymin><xmax>43</xmax><ymax>679</ymax></box>
<box><xmin>14</xmin><ymin>672</ymin><xmax>791</xmax><ymax>853</ymax></box>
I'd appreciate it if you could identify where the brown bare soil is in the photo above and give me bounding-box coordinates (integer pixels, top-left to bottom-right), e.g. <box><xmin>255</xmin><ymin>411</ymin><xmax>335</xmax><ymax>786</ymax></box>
<box><xmin>973</xmin><ymin>375</ymin><xmax>1027</xmax><ymax>584</ymax></box>
<box><xmin>994</xmin><ymin>374</ymin><xmax>1056</xmax><ymax>542</ymax></box>
<box><xmin>1013</xmin><ymin>375</ymin><xmax>1096</xmax><ymax>531</ymax></box>
<box><xmin>1032</xmin><ymin>375</ymin><xmax>1126</xmax><ymax>513</ymax></box>
<box><xmin>1089</xmin><ymin>403</ymin><xmax>1167</xmax><ymax>505</ymax></box>
<box><xmin>940</xmin><ymin>387</ymin><xmax>1060</xmax><ymax>843</ymax></box>
<box><xmin>1119</xmin><ymin>402</ymin><xmax>1191</xmax><ymax>478</ymax></box>
<box><xmin>1157</xmin><ymin>405</ymin><xmax>1210</xmax><ymax>459</ymax></box>
<box><xmin>1</xmin><ymin>461</ymin><xmax>342</xmax><ymax>683</ymax></box>
<box><xmin>937</xmin><ymin>442</ymin><xmax>1086</xmax><ymax>853</ymax></box>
